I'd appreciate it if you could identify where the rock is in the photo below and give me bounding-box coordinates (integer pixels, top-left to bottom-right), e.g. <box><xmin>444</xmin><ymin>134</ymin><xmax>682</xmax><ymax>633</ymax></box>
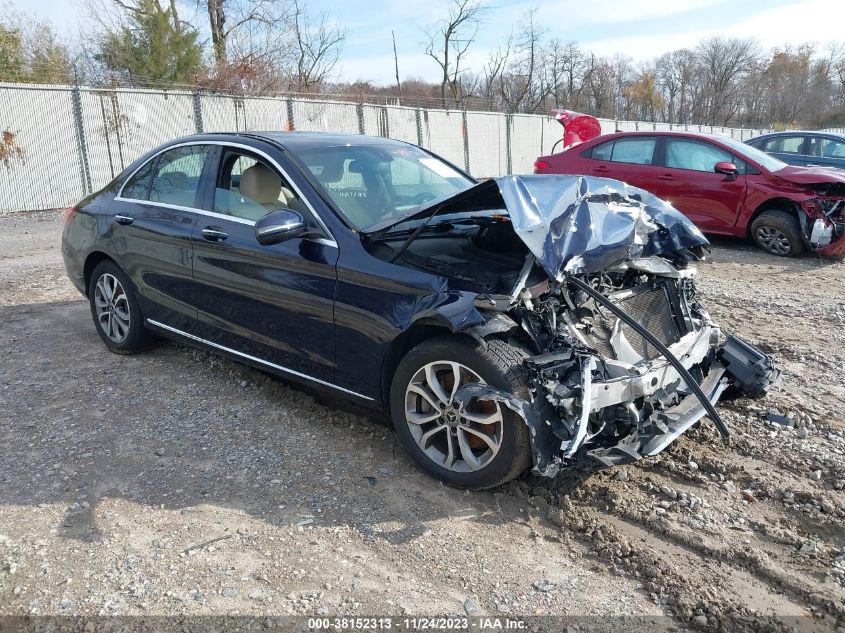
<box><xmin>464</xmin><ymin>597</ymin><xmax>479</xmax><ymax>615</ymax></box>
<box><xmin>741</xmin><ymin>489</ymin><xmax>756</xmax><ymax>502</ymax></box>
<box><xmin>248</xmin><ymin>589</ymin><xmax>264</xmax><ymax>601</ymax></box>
<box><xmin>688</xmin><ymin>461</ymin><xmax>698</xmax><ymax>471</ymax></box>
<box><xmin>533</xmin><ymin>579</ymin><xmax>556</xmax><ymax>592</ymax></box>
<box><xmin>497</xmin><ymin>603</ymin><xmax>510</xmax><ymax>614</ymax></box>
<box><xmin>378</xmin><ymin>466</ymin><xmax>390</xmax><ymax>477</ymax></box>
<box><xmin>154</xmin><ymin>448</ymin><xmax>165</xmax><ymax>457</ymax></box>
<box><xmin>810</xmin><ymin>470</ymin><xmax>822</xmax><ymax>482</ymax></box>
<box><xmin>692</xmin><ymin>614</ymin><xmax>709</xmax><ymax>627</ymax></box>
<box><xmin>722</xmin><ymin>481</ymin><xmax>736</xmax><ymax>494</ymax></box>
<box><xmin>222</xmin><ymin>587</ymin><xmax>237</xmax><ymax>598</ymax></box>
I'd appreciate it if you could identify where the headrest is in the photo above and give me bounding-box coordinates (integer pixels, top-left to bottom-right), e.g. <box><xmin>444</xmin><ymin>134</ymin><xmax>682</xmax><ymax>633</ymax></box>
<box><xmin>315</xmin><ymin>157</ymin><xmax>344</xmax><ymax>183</ymax></box>
<box><xmin>240</xmin><ymin>164</ymin><xmax>282</xmax><ymax>205</ymax></box>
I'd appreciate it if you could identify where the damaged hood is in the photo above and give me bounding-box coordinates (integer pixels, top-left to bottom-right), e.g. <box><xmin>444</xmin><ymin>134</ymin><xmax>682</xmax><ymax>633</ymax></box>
<box><xmin>773</xmin><ymin>165</ymin><xmax>845</xmax><ymax>186</ymax></box>
<box><xmin>366</xmin><ymin>175</ymin><xmax>709</xmax><ymax>279</ymax></box>
<box><xmin>497</xmin><ymin>175</ymin><xmax>708</xmax><ymax>278</ymax></box>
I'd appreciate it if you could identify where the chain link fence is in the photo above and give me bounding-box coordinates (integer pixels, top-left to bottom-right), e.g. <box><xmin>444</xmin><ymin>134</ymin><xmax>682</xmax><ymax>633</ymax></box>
<box><xmin>0</xmin><ymin>82</ymin><xmax>774</xmax><ymax>213</ymax></box>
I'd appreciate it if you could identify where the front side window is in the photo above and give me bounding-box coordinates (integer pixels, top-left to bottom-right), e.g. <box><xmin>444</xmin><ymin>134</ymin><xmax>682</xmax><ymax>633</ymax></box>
<box><xmin>666</xmin><ymin>139</ymin><xmax>735</xmax><ymax>172</ymax></box>
<box><xmin>590</xmin><ymin>138</ymin><xmax>657</xmax><ymax>165</ymax></box>
<box><xmin>295</xmin><ymin>144</ymin><xmax>474</xmax><ymax>230</ymax></box>
<box><xmin>811</xmin><ymin>137</ymin><xmax>845</xmax><ymax>158</ymax></box>
<box><xmin>214</xmin><ymin>151</ymin><xmax>307</xmax><ymax>222</ymax></box>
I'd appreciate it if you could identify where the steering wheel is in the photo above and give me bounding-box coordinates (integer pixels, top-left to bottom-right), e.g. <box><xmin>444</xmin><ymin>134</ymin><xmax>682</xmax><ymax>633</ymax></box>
<box><xmin>407</xmin><ymin>192</ymin><xmax>437</xmax><ymax>205</ymax></box>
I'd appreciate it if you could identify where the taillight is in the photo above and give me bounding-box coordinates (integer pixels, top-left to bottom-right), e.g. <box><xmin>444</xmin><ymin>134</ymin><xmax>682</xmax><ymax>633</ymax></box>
<box><xmin>63</xmin><ymin>206</ymin><xmax>77</xmax><ymax>225</ymax></box>
<box><xmin>534</xmin><ymin>160</ymin><xmax>551</xmax><ymax>173</ymax></box>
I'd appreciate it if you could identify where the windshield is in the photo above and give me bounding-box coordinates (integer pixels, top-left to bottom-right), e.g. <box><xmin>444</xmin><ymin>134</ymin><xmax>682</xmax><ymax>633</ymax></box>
<box><xmin>718</xmin><ymin>136</ymin><xmax>788</xmax><ymax>172</ymax></box>
<box><xmin>295</xmin><ymin>143</ymin><xmax>476</xmax><ymax>230</ymax></box>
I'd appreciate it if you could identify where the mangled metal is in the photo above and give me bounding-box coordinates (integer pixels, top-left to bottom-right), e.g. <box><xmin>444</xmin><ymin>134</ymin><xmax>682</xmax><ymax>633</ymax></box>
<box><xmin>496</xmin><ymin>175</ymin><xmax>710</xmax><ymax>278</ymax></box>
<box><xmin>366</xmin><ymin>175</ymin><xmax>780</xmax><ymax>477</ymax></box>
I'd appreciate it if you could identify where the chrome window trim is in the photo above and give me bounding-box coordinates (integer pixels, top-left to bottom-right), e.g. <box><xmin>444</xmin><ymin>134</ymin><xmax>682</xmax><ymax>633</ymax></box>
<box><xmin>146</xmin><ymin>319</ymin><xmax>373</xmax><ymax>401</ymax></box>
<box><xmin>114</xmin><ymin>139</ymin><xmax>338</xmax><ymax>247</ymax></box>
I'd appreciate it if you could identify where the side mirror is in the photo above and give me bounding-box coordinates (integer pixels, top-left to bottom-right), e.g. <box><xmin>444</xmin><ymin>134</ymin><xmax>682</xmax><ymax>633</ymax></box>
<box><xmin>255</xmin><ymin>209</ymin><xmax>307</xmax><ymax>245</ymax></box>
<box><xmin>714</xmin><ymin>161</ymin><xmax>738</xmax><ymax>180</ymax></box>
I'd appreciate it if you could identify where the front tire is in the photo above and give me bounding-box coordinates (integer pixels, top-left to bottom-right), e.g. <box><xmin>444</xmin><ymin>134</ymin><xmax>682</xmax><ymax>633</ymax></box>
<box><xmin>389</xmin><ymin>336</ymin><xmax>532</xmax><ymax>490</ymax></box>
<box><xmin>88</xmin><ymin>260</ymin><xmax>152</xmax><ymax>354</ymax></box>
<box><xmin>751</xmin><ymin>209</ymin><xmax>804</xmax><ymax>256</ymax></box>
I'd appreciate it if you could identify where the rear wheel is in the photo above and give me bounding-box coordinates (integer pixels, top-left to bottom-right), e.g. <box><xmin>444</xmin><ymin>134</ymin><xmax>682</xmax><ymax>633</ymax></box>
<box><xmin>750</xmin><ymin>209</ymin><xmax>804</xmax><ymax>256</ymax></box>
<box><xmin>87</xmin><ymin>260</ymin><xmax>152</xmax><ymax>354</ymax></box>
<box><xmin>390</xmin><ymin>336</ymin><xmax>532</xmax><ymax>489</ymax></box>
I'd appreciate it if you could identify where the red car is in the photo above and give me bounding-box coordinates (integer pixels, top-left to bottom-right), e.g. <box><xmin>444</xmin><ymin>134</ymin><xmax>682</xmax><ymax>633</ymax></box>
<box><xmin>535</xmin><ymin>130</ymin><xmax>845</xmax><ymax>257</ymax></box>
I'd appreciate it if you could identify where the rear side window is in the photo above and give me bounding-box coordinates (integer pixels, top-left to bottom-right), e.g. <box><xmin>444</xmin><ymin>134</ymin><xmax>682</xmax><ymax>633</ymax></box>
<box><xmin>122</xmin><ymin>145</ymin><xmax>210</xmax><ymax>207</ymax></box>
<box><xmin>121</xmin><ymin>160</ymin><xmax>155</xmax><ymax>200</ymax></box>
<box><xmin>590</xmin><ymin>138</ymin><xmax>657</xmax><ymax>165</ymax></box>
<box><xmin>763</xmin><ymin>136</ymin><xmax>804</xmax><ymax>154</ymax></box>
<box><xmin>149</xmin><ymin>146</ymin><xmax>210</xmax><ymax>207</ymax></box>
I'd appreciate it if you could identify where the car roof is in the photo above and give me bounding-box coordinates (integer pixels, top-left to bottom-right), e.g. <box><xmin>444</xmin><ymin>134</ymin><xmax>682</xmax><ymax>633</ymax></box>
<box><xmin>164</xmin><ymin>131</ymin><xmax>405</xmax><ymax>151</ymax></box>
<box><xmin>749</xmin><ymin>130</ymin><xmax>845</xmax><ymax>140</ymax></box>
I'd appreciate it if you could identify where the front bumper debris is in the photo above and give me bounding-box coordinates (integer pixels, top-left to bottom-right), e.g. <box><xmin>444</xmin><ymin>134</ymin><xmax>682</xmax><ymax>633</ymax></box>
<box><xmin>454</xmin><ymin>332</ymin><xmax>779</xmax><ymax>478</ymax></box>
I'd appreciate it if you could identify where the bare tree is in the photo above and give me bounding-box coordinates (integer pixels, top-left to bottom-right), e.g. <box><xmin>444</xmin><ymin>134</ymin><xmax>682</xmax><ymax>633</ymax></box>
<box><xmin>424</xmin><ymin>0</ymin><xmax>486</xmax><ymax>108</ymax></box>
<box><xmin>200</xmin><ymin>0</ymin><xmax>283</xmax><ymax>66</ymax></box>
<box><xmin>288</xmin><ymin>0</ymin><xmax>345</xmax><ymax>91</ymax></box>
<box><xmin>496</xmin><ymin>8</ymin><xmax>549</xmax><ymax>113</ymax></box>
<box><xmin>695</xmin><ymin>36</ymin><xmax>759</xmax><ymax>125</ymax></box>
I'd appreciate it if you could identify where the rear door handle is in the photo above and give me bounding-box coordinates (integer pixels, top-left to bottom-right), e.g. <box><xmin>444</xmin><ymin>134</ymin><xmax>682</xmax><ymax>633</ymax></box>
<box><xmin>201</xmin><ymin>227</ymin><xmax>228</xmax><ymax>242</ymax></box>
<box><xmin>114</xmin><ymin>214</ymin><xmax>134</xmax><ymax>225</ymax></box>
<box><xmin>594</xmin><ymin>165</ymin><xmax>610</xmax><ymax>172</ymax></box>
<box><xmin>657</xmin><ymin>174</ymin><xmax>677</xmax><ymax>181</ymax></box>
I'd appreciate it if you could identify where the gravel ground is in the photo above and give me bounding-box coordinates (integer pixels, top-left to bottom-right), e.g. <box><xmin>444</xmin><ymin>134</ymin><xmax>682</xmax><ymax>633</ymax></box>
<box><xmin>1</xmin><ymin>210</ymin><xmax>844</xmax><ymax>631</ymax></box>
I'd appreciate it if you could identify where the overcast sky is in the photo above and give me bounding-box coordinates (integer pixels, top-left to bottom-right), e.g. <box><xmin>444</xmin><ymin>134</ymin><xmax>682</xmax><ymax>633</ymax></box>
<box><xmin>12</xmin><ymin>0</ymin><xmax>845</xmax><ymax>85</ymax></box>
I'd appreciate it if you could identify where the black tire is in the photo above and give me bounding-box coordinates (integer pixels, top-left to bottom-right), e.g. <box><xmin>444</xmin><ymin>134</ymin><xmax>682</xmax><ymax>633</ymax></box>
<box><xmin>87</xmin><ymin>260</ymin><xmax>153</xmax><ymax>354</ymax></box>
<box><xmin>750</xmin><ymin>209</ymin><xmax>804</xmax><ymax>257</ymax></box>
<box><xmin>389</xmin><ymin>336</ymin><xmax>532</xmax><ymax>490</ymax></box>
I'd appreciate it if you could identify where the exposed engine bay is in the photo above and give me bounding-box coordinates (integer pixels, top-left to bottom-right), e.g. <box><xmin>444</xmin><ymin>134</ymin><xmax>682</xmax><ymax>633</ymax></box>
<box><xmin>365</xmin><ymin>175</ymin><xmax>781</xmax><ymax>476</ymax></box>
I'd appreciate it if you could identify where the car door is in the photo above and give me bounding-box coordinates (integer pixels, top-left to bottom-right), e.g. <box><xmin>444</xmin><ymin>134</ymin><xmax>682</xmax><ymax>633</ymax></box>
<box><xmin>760</xmin><ymin>135</ymin><xmax>808</xmax><ymax>166</ymax></box>
<box><xmin>110</xmin><ymin>144</ymin><xmax>213</xmax><ymax>333</ymax></box>
<box><xmin>585</xmin><ymin>136</ymin><xmax>660</xmax><ymax>191</ymax></box>
<box><xmin>190</xmin><ymin>145</ymin><xmax>339</xmax><ymax>383</ymax></box>
<box><xmin>805</xmin><ymin>136</ymin><xmax>845</xmax><ymax>170</ymax></box>
<box><xmin>651</xmin><ymin>137</ymin><xmax>747</xmax><ymax>232</ymax></box>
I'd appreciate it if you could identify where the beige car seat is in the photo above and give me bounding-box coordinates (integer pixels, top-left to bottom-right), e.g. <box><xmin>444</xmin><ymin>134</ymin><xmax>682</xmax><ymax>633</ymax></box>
<box><xmin>241</xmin><ymin>163</ymin><xmax>308</xmax><ymax>217</ymax></box>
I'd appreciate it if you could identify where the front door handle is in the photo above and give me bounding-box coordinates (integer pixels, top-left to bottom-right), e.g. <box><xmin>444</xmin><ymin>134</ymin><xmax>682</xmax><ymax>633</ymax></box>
<box><xmin>201</xmin><ymin>227</ymin><xmax>228</xmax><ymax>242</ymax></box>
<box><xmin>114</xmin><ymin>214</ymin><xmax>134</xmax><ymax>225</ymax></box>
<box><xmin>657</xmin><ymin>174</ymin><xmax>677</xmax><ymax>181</ymax></box>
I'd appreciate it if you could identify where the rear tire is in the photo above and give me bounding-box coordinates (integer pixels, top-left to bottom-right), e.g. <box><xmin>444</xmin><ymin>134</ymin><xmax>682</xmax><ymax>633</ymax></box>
<box><xmin>87</xmin><ymin>260</ymin><xmax>152</xmax><ymax>354</ymax></box>
<box><xmin>389</xmin><ymin>336</ymin><xmax>533</xmax><ymax>490</ymax></box>
<box><xmin>750</xmin><ymin>209</ymin><xmax>804</xmax><ymax>256</ymax></box>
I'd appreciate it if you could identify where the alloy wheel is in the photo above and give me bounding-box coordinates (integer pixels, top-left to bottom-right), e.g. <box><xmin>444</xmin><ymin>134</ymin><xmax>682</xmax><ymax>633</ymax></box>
<box><xmin>93</xmin><ymin>273</ymin><xmax>131</xmax><ymax>343</ymax></box>
<box><xmin>755</xmin><ymin>225</ymin><xmax>792</xmax><ymax>256</ymax></box>
<box><xmin>404</xmin><ymin>361</ymin><xmax>504</xmax><ymax>472</ymax></box>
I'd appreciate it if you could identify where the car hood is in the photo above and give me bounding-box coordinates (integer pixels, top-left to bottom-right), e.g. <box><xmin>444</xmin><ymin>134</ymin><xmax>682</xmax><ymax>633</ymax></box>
<box><xmin>366</xmin><ymin>175</ymin><xmax>709</xmax><ymax>279</ymax></box>
<box><xmin>773</xmin><ymin>165</ymin><xmax>845</xmax><ymax>185</ymax></box>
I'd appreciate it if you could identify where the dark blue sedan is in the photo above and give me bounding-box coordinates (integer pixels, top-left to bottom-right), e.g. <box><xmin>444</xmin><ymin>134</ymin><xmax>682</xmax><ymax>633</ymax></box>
<box><xmin>746</xmin><ymin>131</ymin><xmax>845</xmax><ymax>170</ymax></box>
<box><xmin>61</xmin><ymin>132</ymin><xmax>777</xmax><ymax>488</ymax></box>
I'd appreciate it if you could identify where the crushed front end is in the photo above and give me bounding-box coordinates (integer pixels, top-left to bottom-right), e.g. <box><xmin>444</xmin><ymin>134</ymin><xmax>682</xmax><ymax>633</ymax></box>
<box><xmin>492</xmin><ymin>257</ymin><xmax>779</xmax><ymax>476</ymax></box>
<box><xmin>461</xmin><ymin>175</ymin><xmax>781</xmax><ymax>477</ymax></box>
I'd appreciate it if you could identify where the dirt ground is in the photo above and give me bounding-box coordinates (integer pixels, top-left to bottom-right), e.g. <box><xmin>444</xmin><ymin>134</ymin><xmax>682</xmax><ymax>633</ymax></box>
<box><xmin>0</xmin><ymin>210</ymin><xmax>844</xmax><ymax>631</ymax></box>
